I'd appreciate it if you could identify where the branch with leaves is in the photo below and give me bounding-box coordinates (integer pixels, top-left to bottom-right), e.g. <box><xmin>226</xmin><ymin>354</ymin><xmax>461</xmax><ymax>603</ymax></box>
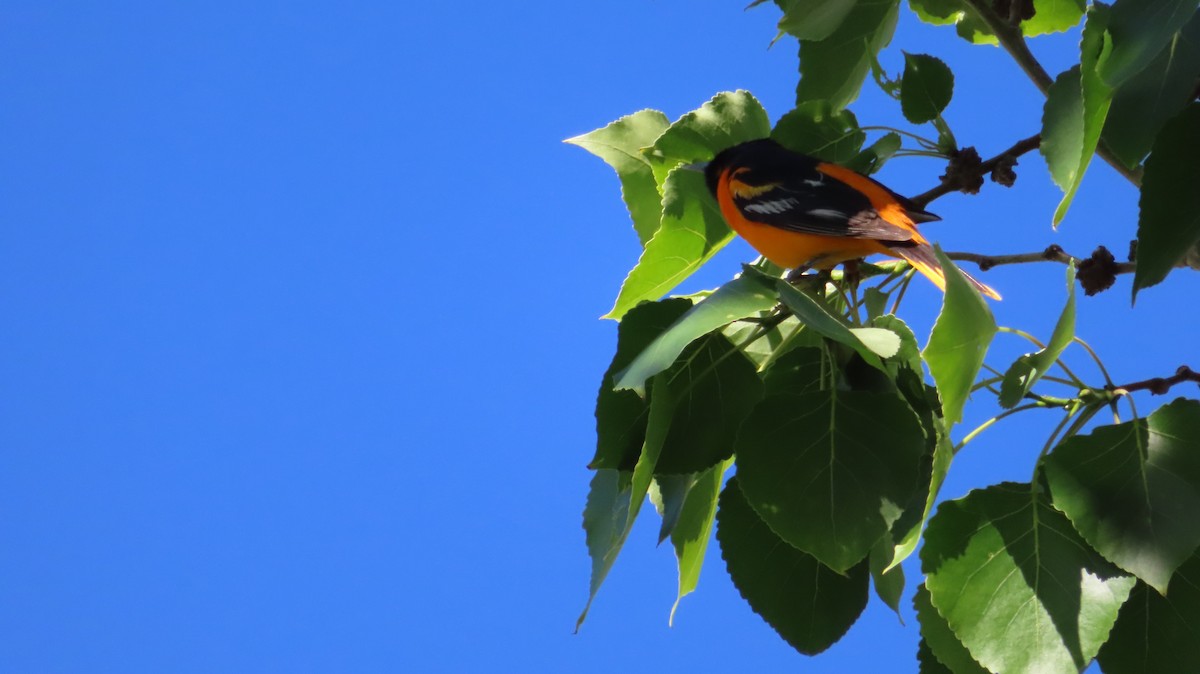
<box><xmin>569</xmin><ymin>1</ymin><xmax>1200</xmax><ymax>671</ymax></box>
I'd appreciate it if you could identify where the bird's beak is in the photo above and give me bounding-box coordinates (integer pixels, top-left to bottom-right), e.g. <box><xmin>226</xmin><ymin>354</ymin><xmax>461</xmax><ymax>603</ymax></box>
<box><xmin>679</xmin><ymin>161</ymin><xmax>709</xmax><ymax>172</ymax></box>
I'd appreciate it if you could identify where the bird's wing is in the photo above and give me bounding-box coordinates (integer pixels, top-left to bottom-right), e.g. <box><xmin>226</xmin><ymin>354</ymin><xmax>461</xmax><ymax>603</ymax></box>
<box><xmin>728</xmin><ymin>164</ymin><xmax>920</xmax><ymax>243</ymax></box>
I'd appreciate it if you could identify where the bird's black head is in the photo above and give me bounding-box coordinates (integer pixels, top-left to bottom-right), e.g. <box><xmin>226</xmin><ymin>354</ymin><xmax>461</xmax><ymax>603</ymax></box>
<box><xmin>702</xmin><ymin>138</ymin><xmax>815</xmax><ymax>197</ymax></box>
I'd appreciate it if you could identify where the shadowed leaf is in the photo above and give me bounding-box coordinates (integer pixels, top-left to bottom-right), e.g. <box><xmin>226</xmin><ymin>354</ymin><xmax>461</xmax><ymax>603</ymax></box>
<box><xmin>717</xmin><ymin>476</ymin><xmax>869</xmax><ymax>654</ymax></box>
<box><xmin>1044</xmin><ymin>398</ymin><xmax>1200</xmax><ymax>594</ymax></box>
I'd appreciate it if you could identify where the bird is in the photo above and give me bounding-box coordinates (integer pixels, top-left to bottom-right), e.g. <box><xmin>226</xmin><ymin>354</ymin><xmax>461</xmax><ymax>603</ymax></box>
<box><xmin>700</xmin><ymin>138</ymin><xmax>1000</xmax><ymax>300</ymax></box>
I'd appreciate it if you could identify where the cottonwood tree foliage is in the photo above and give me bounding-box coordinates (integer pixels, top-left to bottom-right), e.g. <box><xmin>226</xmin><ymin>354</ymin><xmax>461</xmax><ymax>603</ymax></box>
<box><xmin>570</xmin><ymin>1</ymin><xmax>1200</xmax><ymax>672</ymax></box>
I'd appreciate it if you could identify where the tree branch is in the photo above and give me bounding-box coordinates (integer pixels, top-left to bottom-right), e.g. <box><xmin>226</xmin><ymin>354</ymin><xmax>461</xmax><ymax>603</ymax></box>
<box><xmin>1108</xmin><ymin>366</ymin><xmax>1200</xmax><ymax>396</ymax></box>
<box><xmin>910</xmin><ymin>134</ymin><xmax>1041</xmax><ymax>207</ymax></box>
<box><xmin>958</xmin><ymin>0</ymin><xmax>1142</xmax><ymax>186</ymax></box>
<box><xmin>946</xmin><ymin>245</ymin><xmax>1132</xmax><ymax>273</ymax></box>
<box><xmin>948</xmin><ymin>245</ymin><xmax>1138</xmax><ymax>295</ymax></box>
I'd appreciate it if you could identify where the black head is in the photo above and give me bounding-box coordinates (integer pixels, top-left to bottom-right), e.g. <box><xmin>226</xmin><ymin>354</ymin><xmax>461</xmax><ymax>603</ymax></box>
<box><xmin>702</xmin><ymin>138</ymin><xmax>818</xmax><ymax>197</ymax></box>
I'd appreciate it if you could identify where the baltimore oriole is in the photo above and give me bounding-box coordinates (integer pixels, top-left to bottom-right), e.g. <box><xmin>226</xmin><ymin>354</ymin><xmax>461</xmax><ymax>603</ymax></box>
<box><xmin>701</xmin><ymin>138</ymin><xmax>1000</xmax><ymax>300</ymax></box>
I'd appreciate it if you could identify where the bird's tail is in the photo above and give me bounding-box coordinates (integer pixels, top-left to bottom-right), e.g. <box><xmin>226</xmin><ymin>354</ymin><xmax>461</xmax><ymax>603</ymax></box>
<box><xmin>894</xmin><ymin>244</ymin><xmax>1001</xmax><ymax>300</ymax></box>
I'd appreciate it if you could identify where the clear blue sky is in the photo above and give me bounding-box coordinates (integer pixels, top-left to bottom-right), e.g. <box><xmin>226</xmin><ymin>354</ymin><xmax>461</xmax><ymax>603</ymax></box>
<box><xmin>2</xmin><ymin>3</ymin><xmax>1194</xmax><ymax>672</ymax></box>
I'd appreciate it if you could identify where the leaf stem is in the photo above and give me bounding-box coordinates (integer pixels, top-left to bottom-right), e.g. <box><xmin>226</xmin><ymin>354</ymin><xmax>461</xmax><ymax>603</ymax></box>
<box><xmin>954</xmin><ymin>402</ymin><xmax>1049</xmax><ymax>454</ymax></box>
<box><xmin>861</xmin><ymin>126</ymin><xmax>941</xmax><ymax>150</ymax></box>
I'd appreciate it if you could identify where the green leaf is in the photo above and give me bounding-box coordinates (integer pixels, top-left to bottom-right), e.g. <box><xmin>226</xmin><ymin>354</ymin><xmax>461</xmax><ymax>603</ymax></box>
<box><xmin>922</xmin><ymin>247</ymin><xmax>997</xmax><ymax>429</ymax></box>
<box><xmin>848</xmin><ymin>326</ymin><xmax>902</xmax><ymax>359</ymax></box>
<box><xmin>776</xmin><ymin>281</ymin><xmax>887</xmax><ymax>370</ymax></box>
<box><xmin>592</xmin><ymin>299</ymin><xmax>693</xmax><ymax>471</ymax></box>
<box><xmin>1100</xmin><ymin>0</ymin><xmax>1199</xmax><ymax>87</ymax></box>
<box><xmin>1041</xmin><ymin>66</ymin><xmax>1085</xmax><ymax>193</ymax></box>
<box><xmin>914</xmin><ymin>584</ymin><xmax>989</xmax><ymax>674</ymax></box>
<box><xmin>1044</xmin><ymin>399</ymin><xmax>1200</xmax><ymax>594</ymax></box>
<box><xmin>736</xmin><ymin>389</ymin><xmax>927</xmax><ymax>571</ymax></box>
<box><xmin>1098</xmin><ymin>551</ymin><xmax>1200</xmax><ymax>673</ymax></box>
<box><xmin>917</xmin><ymin>640</ymin><xmax>955</xmax><ymax>674</ymax></box>
<box><xmin>908</xmin><ymin>0</ymin><xmax>997</xmax><ymax>44</ymax></box>
<box><xmin>649</xmin><ymin>472</ymin><xmax>696</xmax><ymax>544</ymax></box>
<box><xmin>577</xmin><ymin>469</ymin><xmax>633</xmax><ymax>630</ymax></box>
<box><xmin>605</xmin><ymin>168</ymin><xmax>734</xmax><ymax>320</ymax></box>
<box><xmin>870</xmin><ymin>537</ymin><xmax>906</xmax><ymax>617</ymax></box>
<box><xmin>888</xmin><ymin>416</ymin><xmax>952</xmax><ymax>572</ymax></box>
<box><xmin>566</xmin><ymin>110</ymin><xmax>670</xmax><ymax>245</ymax></box>
<box><xmin>844</xmin><ymin>132</ymin><xmax>903</xmax><ymax>175</ymax></box>
<box><xmin>796</xmin><ymin>0</ymin><xmax>901</xmax><ymax>109</ymax></box>
<box><xmin>624</xmin><ymin>371</ymin><xmax>678</xmax><ymax>534</ymax></box>
<box><xmin>909</xmin><ymin>0</ymin><xmax>1084</xmax><ymax>43</ymax></box>
<box><xmin>900</xmin><ymin>53</ymin><xmax>955</xmax><ymax>124</ymax></box>
<box><xmin>771</xmin><ymin>101</ymin><xmax>866</xmax><ymax>163</ymax></box>
<box><xmin>908</xmin><ymin>0</ymin><xmax>965</xmax><ymax>26</ymax></box>
<box><xmin>772</xmin><ymin>0</ymin><xmax>859</xmax><ymax>41</ymax></box>
<box><xmin>863</xmin><ymin>287</ymin><xmax>889</xmax><ymax>320</ymax></box>
<box><xmin>653</xmin><ymin>333</ymin><xmax>764</xmax><ymax>475</ymax></box>
<box><xmin>1021</xmin><ymin>0</ymin><xmax>1086</xmax><ymax>37</ymax></box>
<box><xmin>872</xmin><ymin>314</ymin><xmax>922</xmax><ymax>373</ymax></box>
<box><xmin>922</xmin><ymin>482</ymin><xmax>1136</xmax><ymax>674</ymax></box>
<box><xmin>1044</xmin><ymin>5</ymin><xmax>1116</xmax><ymax>226</ymax></box>
<box><xmin>761</xmin><ymin>345</ymin><xmax>827</xmax><ymax>396</ymax></box>
<box><xmin>1103</xmin><ymin>10</ymin><xmax>1200</xmax><ymax>167</ymax></box>
<box><xmin>613</xmin><ymin>272</ymin><xmax>777</xmax><ymax>393</ymax></box>
<box><xmin>716</xmin><ymin>476</ymin><xmax>870</xmax><ymax>654</ymax></box>
<box><xmin>645</xmin><ymin>90</ymin><xmax>772</xmax><ymax>187</ymax></box>
<box><xmin>1133</xmin><ymin>103</ymin><xmax>1200</xmax><ymax>297</ymax></box>
<box><xmin>669</xmin><ymin>458</ymin><xmax>730</xmax><ymax>624</ymax></box>
<box><xmin>998</xmin><ymin>263</ymin><xmax>1077</xmax><ymax>408</ymax></box>
<box><xmin>724</xmin><ymin>314</ymin><xmax>810</xmax><ymax>368</ymax></box>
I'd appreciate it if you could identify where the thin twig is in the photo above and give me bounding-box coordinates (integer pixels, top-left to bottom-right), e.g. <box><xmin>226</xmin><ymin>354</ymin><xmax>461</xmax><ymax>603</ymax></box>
<box><xmin>1108</xmin><ymin>366</ymin><xmax>1200</xmax><ymax>396</ymax></box>
<box><xmin>911</xmin><ymin>134</ymin><xmax>1042</xmax><ymax>207</ymax></box>
<box><xmin>946</xmin><ymin>245</ymin><xmax>1135</xmax><ymax>274</ymax></box>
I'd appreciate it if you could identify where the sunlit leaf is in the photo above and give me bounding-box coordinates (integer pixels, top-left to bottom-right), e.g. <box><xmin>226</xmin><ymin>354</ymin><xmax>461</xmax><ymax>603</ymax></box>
<box><xmin>1021</xmin><ymin>0</ymin><xmax>1086</xmax><ymax>37</ymax></box>
<box><xmin>669</xmin><ymin>458</ymin><xmax>731</xmax><ymax>624</ymax></box>
<box><xmin>922</xmin><ymin>247</ymin><xmax>996</xmax><ymax>429</ymax></box>
<box><xmin>914</xmin><ymin>584</ymin><xmax>989</xmax><ymax>674</ymax></box>
<box><xmin>613</xmin><ymin>272</ymin><xmax>776</xmax><ymax>394</ymax></box>
<box><xmin>771</xmin><ymin>101</ymin><xmax>866</xmax><ymax>163</ymax></box>
<box><xmin>605</xmin><ymin>169</ymin><xmax>733</xmax><ymax>320</ymax></box>
<box><xmin>999</xmin><ymin>263</ymin><xmax>1076</xmax><ymax>408</ymax></box>
<box><xmin>888</xmin><ymin>416</ymin><xmax>952</xmax><ymax>572</ymax></box>
<box><xmin>1133</xmin><ymin>103</ymin><xmax>1200</xmax><ymax>297</ymax></box>
<box><xmin>566</xmin><ymin>110</ymin><xmax>670</xmax><ymax>245</ymax></box>
<box><xmin>796</xmin><ymin>0</ymin><xmax>901</xmax><ymax>109</ymax></box>
<box><xmin>736</xmin><ymin>388</ymin><xmax>926</xmax><ymax>571</ymax></box>
<box><xmin>645</xmin><ymin>90</ymin><xmax>772</xmax><ymax>186</ymax></box>
<box><xmin>776</xmin><ymin>281</ymin><xmax>887</xmax><ymax>370</ymax></box>
<box><xmin>909</xmin><ymin>0</ymin><xmax>1083</xmax><ymax>43</ymax></box>
<box><xmin>717</xmin><ymin>476</ymin><xmax>870</xmax><ymax>654</ymax></box>
<box><xmin>1044</xmin><ymin>399</ymin><xmax>1200</xmax><ymax>594</ymax></box>
<box><xmin>922</xmin><ymin>482</ymin><xmax>1136</xmax><ymax>673</ymax></box>
<box><xmin>1043</xmin><ymin>5</ymin><xmax>1115</xmax><ymax>226</ymax></box>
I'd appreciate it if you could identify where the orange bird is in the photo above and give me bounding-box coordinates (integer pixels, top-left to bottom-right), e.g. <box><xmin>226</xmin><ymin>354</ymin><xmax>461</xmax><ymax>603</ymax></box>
<box><xmin>702</xmin><ymin>139</ymin><xmax>1000</xmax><ymax>300</ymax></box>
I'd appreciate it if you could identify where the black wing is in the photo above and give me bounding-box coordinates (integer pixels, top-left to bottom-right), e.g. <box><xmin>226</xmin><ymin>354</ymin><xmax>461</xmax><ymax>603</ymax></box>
<box><xmin>729</xmin><ymin>162</ymin><xmax>920</xmax><ymax>243</ymax></box>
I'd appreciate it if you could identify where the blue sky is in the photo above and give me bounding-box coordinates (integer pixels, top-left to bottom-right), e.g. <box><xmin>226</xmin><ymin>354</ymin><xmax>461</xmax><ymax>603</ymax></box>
<box><xmin>2</xmin><ymin>2</ymin><xmax>1195</xmax><ymax>672</ymax></box>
